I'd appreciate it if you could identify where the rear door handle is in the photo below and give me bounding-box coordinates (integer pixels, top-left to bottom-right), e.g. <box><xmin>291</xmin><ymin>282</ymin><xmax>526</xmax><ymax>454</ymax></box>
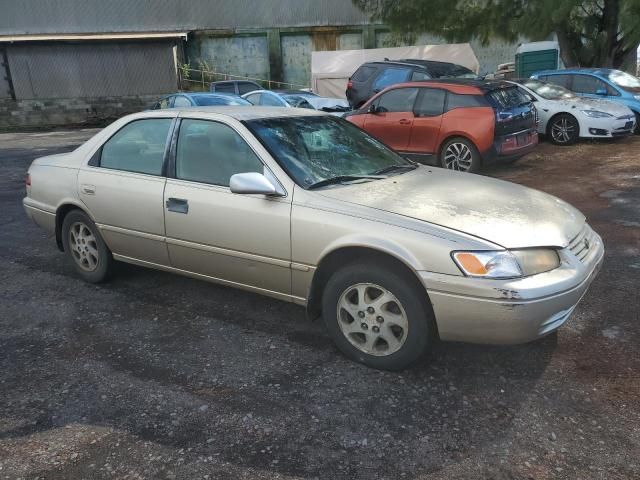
<box><xmin>166</xmin><ymin>197</ymin><xmax>189</xmax><ymax>214</ymax></box>
<box><xmin>81</xmin><ymin>184</ymin><xmax>96</xmax><ymax>195</ymax></box>
<box><xmin>399</xmin><ymin>119</ymin><xmax>412</xmax><ymax>125</ymax></box>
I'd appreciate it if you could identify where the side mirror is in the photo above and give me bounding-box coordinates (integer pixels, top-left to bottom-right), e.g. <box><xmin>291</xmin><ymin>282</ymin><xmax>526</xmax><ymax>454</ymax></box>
<box><xmin>368</xmin><ymin>103</ymin><xmax>378</xmax><ymax>114</ymax></box>
<box><xmin>230</xmin><ymin>172</ymin><xmax>281</xmax><ymax>196</ymax></box>
<box><xmin>596</xmin><ymin>88</ymin><xmax>607</xmax><ymax>96</ymax></box>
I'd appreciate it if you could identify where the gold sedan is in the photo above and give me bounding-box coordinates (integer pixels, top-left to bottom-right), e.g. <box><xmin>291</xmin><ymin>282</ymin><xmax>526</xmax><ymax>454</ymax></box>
<box><xmin>24</xmin><ymin>107</ymin><xmax>604</xmax><ymax>370</ymax></box>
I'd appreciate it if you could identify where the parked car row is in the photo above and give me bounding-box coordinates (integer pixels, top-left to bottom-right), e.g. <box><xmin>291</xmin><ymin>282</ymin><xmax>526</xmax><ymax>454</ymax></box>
<box><xmin>149</xmin><ymin>64</ymin><xmax>639</xmax><ymax>175</ymax></box>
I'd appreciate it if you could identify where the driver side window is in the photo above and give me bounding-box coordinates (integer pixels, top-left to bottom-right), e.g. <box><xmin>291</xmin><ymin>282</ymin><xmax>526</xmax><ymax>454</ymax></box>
<box><xmin>373</xmin><ymin>88</ymin><xmax>419</xmax><ymax>113</ymax></box>
<box><xmin>175</xmin><ymin>119</ymin><xmax>264</xmax><ymax>187</ymax></box>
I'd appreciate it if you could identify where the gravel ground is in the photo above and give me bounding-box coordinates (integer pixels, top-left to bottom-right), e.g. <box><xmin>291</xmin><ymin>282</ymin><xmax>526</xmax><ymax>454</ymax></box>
<box><xmin>0</xmin><ymin>129</ymin><xmax>639</xmax><ymax>480</ymax></box>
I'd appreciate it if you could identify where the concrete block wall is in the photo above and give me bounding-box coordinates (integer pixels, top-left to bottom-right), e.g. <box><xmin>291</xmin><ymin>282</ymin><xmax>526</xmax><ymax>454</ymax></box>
<box><xmin>0</xmin><ymin>95</ymin><xmax>159</xmax><ymax>130</ymax></box>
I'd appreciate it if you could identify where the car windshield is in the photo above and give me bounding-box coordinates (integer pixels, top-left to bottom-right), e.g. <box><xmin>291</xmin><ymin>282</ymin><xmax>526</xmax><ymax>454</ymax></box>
<box><xmin>523</xmin><ymin>80</ymin><xmax>575</xmax><ymax>100</ymax></box>
<box><xmin>607</xmin><ymin>70</ymin><xmax>640</xmax><ymax>92</ymax></box>
<box><xmin>245</xmin><ymin>116</ymin><xmax>412</xmax><ymax>188</ymax></box>
<box><xmin>194</xmin><ymin>95</ymin><xmax>251</xmax><ymax>106</ymax></box>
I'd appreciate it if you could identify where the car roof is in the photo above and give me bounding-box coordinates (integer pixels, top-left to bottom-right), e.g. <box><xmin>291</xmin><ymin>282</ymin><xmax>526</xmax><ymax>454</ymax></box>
<box><xmin>167</xmin><ymin>92</ymin><xmax>241</xmax><ymax>98</ymax></box>
<box><xmin>390</xmin><ymin>79</ymin><xmax>517</xmax><ymax>93</ymax></box>
<box><xmin>211</xmin><ymin>80</ymin><xmax>261</xmax><ymax>85</ymax></box>
<box><xmin>144</xmin><ymin>106</ymin><xmax>328</xmax><ymax>121</ymax></box>
<box><xmin>534</xmin><ymin>68</ymin><xmax>618</xmax><ymax>76</ymax></box>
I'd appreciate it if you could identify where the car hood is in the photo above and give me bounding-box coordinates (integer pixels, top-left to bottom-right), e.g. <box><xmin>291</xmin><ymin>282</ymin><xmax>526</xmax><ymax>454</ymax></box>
<box><xmin>317</xmin><ymin>167</ymin><xmax>585</xmax><ymax>249</ymax></box>
<box><xmin>554</xmin><ymin>97</ymin><xmax>633</xmax><ymax>116</ymax></box>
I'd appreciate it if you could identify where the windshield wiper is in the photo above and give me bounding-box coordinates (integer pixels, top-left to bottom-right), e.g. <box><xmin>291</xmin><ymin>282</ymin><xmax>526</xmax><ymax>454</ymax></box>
<box><xmin>373</xmin><ymin>164</ymin><xmax>418</xmax><ymax>176</ymax></box>
<box><xmin>307</xmin><ymin>175</ymin><xmax>384</xmax><ymax>190</ymax></box>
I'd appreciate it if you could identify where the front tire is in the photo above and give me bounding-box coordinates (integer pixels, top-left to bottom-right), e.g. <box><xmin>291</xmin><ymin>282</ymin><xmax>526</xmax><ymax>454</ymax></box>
<box><xmin>634</xmin><ymin>113</ymin><xmax>640</xmax><ymax>135</ymax></box>
<box><xmin>321</xmin><ymin>262</ymin><xmax>436</xmax><ymax>370</ymax></box>
<box><xmin>439</xmin><ymin>137</ymin><xmax>481</xmax><ymax>173</ymax></box>
<box><xmin>548</xmin><ymin>113</ymin><xmax>579</xmax><ymax>145</ymax></box>
<box><xmin>61</xmin><ymin>210</ymin><xmax>113</xmax><ymax>283</ymax></box>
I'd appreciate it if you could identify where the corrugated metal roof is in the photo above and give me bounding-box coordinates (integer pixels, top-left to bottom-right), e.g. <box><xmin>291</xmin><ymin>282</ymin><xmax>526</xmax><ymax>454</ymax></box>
<box><xmin>0</xmin><ymin>32</ymin><xmax>188</xmax><ymax>43</ymax></box>
<box><xmin>0</xmin><ymin>0</ymin><xmax>372</xmax><ymax>36</ymax></box>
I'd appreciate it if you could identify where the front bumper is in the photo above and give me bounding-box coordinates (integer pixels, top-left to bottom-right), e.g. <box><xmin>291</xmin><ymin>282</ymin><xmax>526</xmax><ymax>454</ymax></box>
<box><xmin>420</xmin><ymin>225</ymin><xmax>604</xmax><ymax>344</ymax></box>
<box><xmin>580</xmin><ymin>115</ymin><xmax>636</xmax><ymax>138</ymax></box>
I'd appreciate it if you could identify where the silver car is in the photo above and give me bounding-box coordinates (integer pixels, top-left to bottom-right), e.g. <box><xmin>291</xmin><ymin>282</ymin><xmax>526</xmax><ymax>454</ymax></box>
<box><xmin>23</xmin><ymin>107</ymin><xmax>604</xmax><ymax>370</ymax></box>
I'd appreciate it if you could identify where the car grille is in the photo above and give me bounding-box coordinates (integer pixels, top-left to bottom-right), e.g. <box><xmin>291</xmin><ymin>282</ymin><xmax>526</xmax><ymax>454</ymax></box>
<box><xmin>568</xmin><ymin>224</ymin><xmax>595</xmax><ymax>262</ymax></box>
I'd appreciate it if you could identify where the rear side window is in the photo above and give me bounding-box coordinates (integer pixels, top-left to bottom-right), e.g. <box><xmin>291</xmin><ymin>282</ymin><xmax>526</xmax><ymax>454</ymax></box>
<box><xmin>447</xmin><ymin>93</ymin><xmax>489</xmax><ymax>110</ymax></box>
<box><xmin>374</xmin><ymin>88</ymin><xmax>418</xmax><ymax>113</ymax></box>
<box><xmin>238</xmin><ymin>82</ymin><xmax>259</xmax><ymax>95</ymax></box>
<box><xmin>572</xmin><ymin>75</ymin><xmax>618</xmax><ymax>96</ymax></box>
<box><xmin>100</xmin><ymin>119</ymin><xmax>172</xmax><ymax>175</ymax></box>
<box><xmin>411</xmin><ymin>71</ymin><xmax>431</xmax><ymax>81</ymax></box>
<box><xmin>173</xmin><ymin>96</ymin><xmax>192</xmax><ymax>107</ymax></box>
<box><xmin>486</xmin><ymin>87</ymin><xmax>530</xmax><ymax>109</ymax></box>
<box><xmin>352</xmin><ymin>66</ymin><xmax>377</xmax><ymax>82</ymax></box>
<box><xmin>542</xmin><ymin>74</ymin><xmax>571</xmax><ymax>88</ymax></box>
<box><xmin>372</xmin><ymin>67</ymin><xmax>411</xmax><ymax>91</ymax></box>
<box><xmin>414</xmin><ymin>88</ymin><xmax>445</xmax><ymax>116</ymax></box>
<box><xmin>213</xmin><ymin>83</ymin><xmax>237</xmax><ymax>94</ymax></box>
<box><xmin>244</xmin><ymin>93</ymin><xmax>261</xmax><ymax>105</ymax></box>
<box><xmin>260</xmin><ymin>93</ymin><xmax>286</xmax><ymax>107</ymax></box>
<box><xmin>176</xmin><ymin>119</ymin><xmax>263</xmax><ymax>187</ymax></box>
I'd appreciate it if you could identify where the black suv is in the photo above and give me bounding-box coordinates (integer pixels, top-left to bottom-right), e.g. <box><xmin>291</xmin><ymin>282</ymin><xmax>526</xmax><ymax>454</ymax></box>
<box><xmin>346</xmin><ymin>60</ymin><xmax>478</xmax><ymax>108</ymax></box>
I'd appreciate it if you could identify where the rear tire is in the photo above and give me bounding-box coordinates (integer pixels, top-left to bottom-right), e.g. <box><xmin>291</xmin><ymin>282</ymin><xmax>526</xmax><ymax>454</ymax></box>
<box><xmin>439</xmin><ymin>137</ymin><xmax>481</xmax><ymax>173</ymax></box>
<box><xmin>548</xmin><ymin>113</ymin><xmax>579</xmax><ymax>145</ymax></box>
<box><xmin>321</xmin><ymin>262</ymin><xmax>436</xmax><ymax>370</ymax></box>
<box><xmin>61</xmin><ymin>210</ymin><xmax>113</xmax><ymax>283</ymax></box>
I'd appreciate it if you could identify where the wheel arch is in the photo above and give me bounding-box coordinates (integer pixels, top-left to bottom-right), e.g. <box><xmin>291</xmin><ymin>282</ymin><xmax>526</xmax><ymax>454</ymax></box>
<box><xmin>55</xmin><ymin>202</ymin><xmax>93</xmax><ymax>252</ymax></box>
<box><xmin>305</xmin><ymin>245</ymin><xmax>436</xmax><ymax>336</ymax></box>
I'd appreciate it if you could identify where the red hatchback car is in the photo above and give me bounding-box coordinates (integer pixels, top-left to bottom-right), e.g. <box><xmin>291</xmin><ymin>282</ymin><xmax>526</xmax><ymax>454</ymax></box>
<box><xmin>345</xmin><ymin>80</ymin><xmax>538</xmax><ymax>172</ymax></box>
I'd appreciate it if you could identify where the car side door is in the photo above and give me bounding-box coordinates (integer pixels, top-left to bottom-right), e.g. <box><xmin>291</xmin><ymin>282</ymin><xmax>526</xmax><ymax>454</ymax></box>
<box><xmin>163</xmin><ymin>115</ymin><xmax>293</xmax><ymax>297</ymax></box>
<box><xmin>362</xmin><ymin>87</ymin><xmax>419</xmax><ymax>152</ymax></box>
<box><xmin>407</xmin><ymin>87</ymin><xmax>446</xmax><ymax>155</ymax></box>
<box><xmin>77</xmin><ymin>114</ymin><xmax>176</xmax><ymax>265</ymax></box>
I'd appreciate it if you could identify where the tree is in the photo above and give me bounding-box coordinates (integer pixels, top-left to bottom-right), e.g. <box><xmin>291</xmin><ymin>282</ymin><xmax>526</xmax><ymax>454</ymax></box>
<box><xmin>353</xmin><ymin>0</ymin><xmax>640</xmax><ymax>69</ymax></box>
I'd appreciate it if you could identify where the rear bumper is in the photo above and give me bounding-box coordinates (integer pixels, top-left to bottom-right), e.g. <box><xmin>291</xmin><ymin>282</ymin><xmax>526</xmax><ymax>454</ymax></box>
<box><xmin>420</xmin><ymin>227</ymin><xmax>604</xmax><ymax>345</ymax></box>
<box><xmin>483</xmin><ymin>128</ymin><xmax>539</xmax><ymax>162</ymax></box>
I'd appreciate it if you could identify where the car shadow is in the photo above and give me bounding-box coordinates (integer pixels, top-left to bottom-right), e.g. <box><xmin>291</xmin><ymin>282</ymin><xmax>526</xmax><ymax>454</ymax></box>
<box><xmin>1</xmin><ymin>256</ymin><xmax>558</xmax><ymax>479</ymax></box>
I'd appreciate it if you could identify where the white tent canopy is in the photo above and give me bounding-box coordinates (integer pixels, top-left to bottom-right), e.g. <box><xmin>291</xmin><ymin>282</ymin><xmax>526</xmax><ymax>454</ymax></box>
<box><xmin>311</xmin><ymin>43</ymin><xmax>479</xmax><ymax>99</ymax></box>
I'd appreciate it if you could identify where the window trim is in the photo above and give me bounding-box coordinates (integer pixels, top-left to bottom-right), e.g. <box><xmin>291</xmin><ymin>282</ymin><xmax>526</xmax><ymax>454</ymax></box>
<box><xmin>168</xmin><ymin>117</ymin><xmax>287</xmax><ymax>196</ymax></box>
<box><xmin>89</xmin><ymin>117</ymin><xmax>177</xmax><ymax>177</ymax></box>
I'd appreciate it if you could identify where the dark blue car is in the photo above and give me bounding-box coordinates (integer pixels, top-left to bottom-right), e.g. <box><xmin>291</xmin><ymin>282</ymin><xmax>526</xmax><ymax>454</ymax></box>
<box><xmin>531</xmin><ymin>68</ymin><xmax>640</xmax><ymax>133</ymax></box>
<box><xmin>152</xmin><ymin>92</ymin><xmax>252</xmax><ymax>109</ymax></box>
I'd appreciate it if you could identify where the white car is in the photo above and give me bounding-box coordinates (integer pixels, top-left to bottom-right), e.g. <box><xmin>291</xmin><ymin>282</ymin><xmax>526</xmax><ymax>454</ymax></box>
<box><xmin>510</xmin><ymin>79</ymin><xmax>636</xmax><ymax>145</ymax></box>
<box><xmin>242</xmin><ymin>90</ymin><xmax>350</xmax><ymax>116</ymax></box>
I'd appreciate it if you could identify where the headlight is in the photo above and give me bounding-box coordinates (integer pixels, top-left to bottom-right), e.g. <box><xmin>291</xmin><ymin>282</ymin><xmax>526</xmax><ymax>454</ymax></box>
<box><xmin>581</xmin><ymin>110</ymin><xmax>613</xmax><ymax>118</ymax></box>
<box><xmin>452</xmin><ymin>249</ymin><xmax>560</xmax><ymax>279</ymax></box>
<box><xmin>634</xmin><ymin>95</ymin><xmax>640</xmax><ymax>101</ymax></box>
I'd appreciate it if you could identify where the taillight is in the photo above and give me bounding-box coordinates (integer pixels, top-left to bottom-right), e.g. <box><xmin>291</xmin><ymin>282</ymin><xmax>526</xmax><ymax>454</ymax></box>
<box><xmin>347</xmin><ymin>80</ymin><xmax>353</xmax><ymax>89</ymax></box>
<box><xmin>25</xmin><ymin>173</ymin><xmax>31</xmax><ymax>187</ymax></box>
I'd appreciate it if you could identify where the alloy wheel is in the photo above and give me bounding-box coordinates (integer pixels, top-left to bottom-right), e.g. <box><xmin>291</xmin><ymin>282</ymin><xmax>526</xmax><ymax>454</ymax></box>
<box><xmin>444</xmin><ymin>142</ymin><xmax>473</xmax><ymax>171</ymax></box>
<box><xmin>69</xmin><ymin>221</ymin><xmax>99</xmax><ymax>272</ymax></box>
<box><xmin>336</xmin><ymin>283</ymin><xmax>408</xmax><ymax>356</ymax></box>
<box><xmin>551</xmin><ymin>117</ymin><xmax>577</xmax><ymax>144</ymax></box>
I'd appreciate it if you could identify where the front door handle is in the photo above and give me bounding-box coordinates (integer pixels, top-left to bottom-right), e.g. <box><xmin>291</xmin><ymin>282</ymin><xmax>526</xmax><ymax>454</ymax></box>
<box><xmin>81</xmin><ymin>184</ymin><xmax>96</xmax><ymax>195</ymax></box>
<box><xmin>166</xmin><ymin>197</ymin><xmax>189</xmax><ymax>214</ymax></box>
<box><xmin>399</xmin><ymin>119</ymin><xmax>412</xmax><ymax>125</ymax></box>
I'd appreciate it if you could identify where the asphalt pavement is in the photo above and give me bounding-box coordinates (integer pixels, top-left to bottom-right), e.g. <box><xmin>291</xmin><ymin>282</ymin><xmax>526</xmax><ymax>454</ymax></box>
<box><xmin>0</xmin><ymin>129</ymin><xmax>639</xmax><ymax>479</ymax></box>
